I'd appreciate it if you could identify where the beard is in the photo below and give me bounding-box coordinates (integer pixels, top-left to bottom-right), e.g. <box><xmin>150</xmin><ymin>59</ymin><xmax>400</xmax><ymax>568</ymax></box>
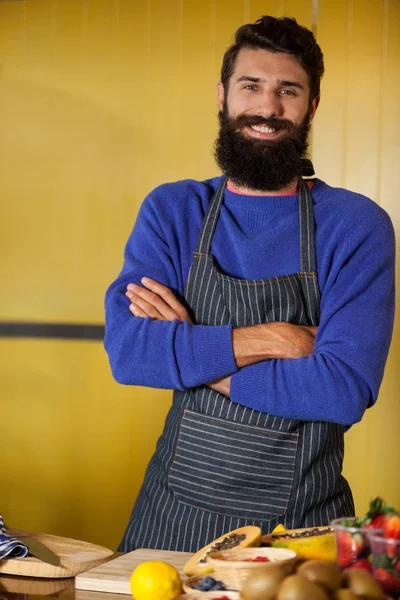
<box><xmin>214</xmin><ymin>103</ymin><xmax>312</xmax><ymax>192</ymax></box>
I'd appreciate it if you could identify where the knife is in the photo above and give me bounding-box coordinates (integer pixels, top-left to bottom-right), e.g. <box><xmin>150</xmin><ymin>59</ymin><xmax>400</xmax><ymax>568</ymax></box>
<box><xmin>6</xmin><ymin>530</ymin><xmax>61</xmax><ymax>567</ymax></box>
<box><xmin>21</xmin><ymin>535</ymin><xmax>61</xmax><ymax>566</ymax></box>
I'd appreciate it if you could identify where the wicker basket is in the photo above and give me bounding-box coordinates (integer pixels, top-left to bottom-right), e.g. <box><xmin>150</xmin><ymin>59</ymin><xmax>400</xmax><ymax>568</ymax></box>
<box><xmin>206</xmin><ymin>546</ymin><xmax>297</xmax><ymax>591</ymax></box>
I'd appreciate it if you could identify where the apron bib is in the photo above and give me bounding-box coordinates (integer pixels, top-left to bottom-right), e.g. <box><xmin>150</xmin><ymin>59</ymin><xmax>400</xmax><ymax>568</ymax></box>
<box><xmin>119</xmin><ymin>176</ymin><xmax>354</xmax><ymax>552</ymax></box>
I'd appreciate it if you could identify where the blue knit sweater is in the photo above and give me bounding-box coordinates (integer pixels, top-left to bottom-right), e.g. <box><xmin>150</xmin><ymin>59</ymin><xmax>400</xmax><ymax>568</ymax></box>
<box><xmin>104</xmin><ymin>177</ymin><xmax>395</xmax><ymax>427</ymax></box>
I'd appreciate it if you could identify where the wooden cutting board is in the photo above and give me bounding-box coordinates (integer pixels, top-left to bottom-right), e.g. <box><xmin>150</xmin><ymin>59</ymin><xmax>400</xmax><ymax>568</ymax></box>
<box><xmin>75</xmin><ymin>548</ymin><xmax>192</xmax><ymax>594</ymax></box>
<box><xmin>0</xmin><ymin>530</ymin><xmax>114</xmax><ymax>578</ymax></box>
<box><xmin>76</xmin><ymin>591</ymin><xmax>131</xmax><ymax>600</ymax></box>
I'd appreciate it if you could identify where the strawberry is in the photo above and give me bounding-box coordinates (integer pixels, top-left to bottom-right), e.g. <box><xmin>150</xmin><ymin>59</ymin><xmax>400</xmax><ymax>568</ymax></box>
<box><xmin>343</xmin><ymin>558</ymin><xmax>372</xmax><ymax>573</ymax></box>
<box><xmin>336</xmin><ymin>531</ymin><xmax>360</xmax><ymax>567</ymax></box>
<box><xmin>363</xmin><ymin>497</ymin><xmax>386</xmax><ymax>530</ymax></box>
<box><xmin>383</xmin><ymin>514</ymin><xmax>400</xmax><ymax>540</ymax></box>
<box><xmin>363</xmin><ymin>514</ymin><xmax>386</xmax><ymax>530</ymax></box>
<box><xmin>374</xmin><ymin>567</ymin><xmax>400</xmax><ymax>595</ymax></box>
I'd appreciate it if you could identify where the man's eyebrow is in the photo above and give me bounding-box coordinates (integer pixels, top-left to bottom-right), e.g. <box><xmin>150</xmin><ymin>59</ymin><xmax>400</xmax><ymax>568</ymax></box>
<box><xmin>278</xmin><ymin>79</ymin><xmax>305</xmax><ymax>90</ymax></box>
<box><xmin>236</xmin><ymin>76</ymin><xmax>263</xmax><ymax>83</ymax></box>
<box><xmin>235</xmin><ymin>76</ymin><xmax>305</xmax><ymax>91</ymax></box>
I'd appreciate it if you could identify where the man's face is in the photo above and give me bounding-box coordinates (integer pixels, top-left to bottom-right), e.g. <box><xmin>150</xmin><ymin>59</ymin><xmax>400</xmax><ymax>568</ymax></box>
<box><xmin>218</xmin><ymin>48</ymin><xmax>318</xmax><ymax>137</ymax></box>
<box><xmin>214</xmin><ymin>48</ymin><xmax>320</xmax><ymax>191</ymax></box>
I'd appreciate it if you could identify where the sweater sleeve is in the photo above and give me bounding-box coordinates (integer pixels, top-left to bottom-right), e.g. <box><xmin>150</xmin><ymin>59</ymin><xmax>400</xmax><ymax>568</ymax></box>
<box><xmin>229</xmin><ymin>204</ymin><xmax>396</xmax><ymax>427</ymax></box>
<box><xmin>104</xmin><ymin>186</ymin><xmax>238</xmax><ymax>389</ymax></box>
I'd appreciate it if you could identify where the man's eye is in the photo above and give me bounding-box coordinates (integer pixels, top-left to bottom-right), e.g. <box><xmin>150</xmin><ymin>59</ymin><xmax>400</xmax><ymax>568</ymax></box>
<box><xmin>280</xmin><ymin>89</ymin><xmax>296</xmax><ymax>95</ymax></box>
<box><xmin>244</xmin><ymin>85</ymin><xmax>259</xmax><ymax>91</ymax></box>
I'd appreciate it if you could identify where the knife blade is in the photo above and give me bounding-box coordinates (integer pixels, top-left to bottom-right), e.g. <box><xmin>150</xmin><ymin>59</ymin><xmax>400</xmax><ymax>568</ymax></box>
<box><xmin>5</xmin><ymin>531</ymin><xmax>61</xmax><ymax>567</ymax></box>
<box><xmin>20</xmin><ymin>535</ymin><xmax>61</xmax><ymax>566</ymax></box>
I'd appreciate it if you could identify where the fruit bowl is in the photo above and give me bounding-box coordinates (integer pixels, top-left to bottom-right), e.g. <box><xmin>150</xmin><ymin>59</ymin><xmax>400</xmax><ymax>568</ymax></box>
<box><xmin>206</xmin><ymin>546</ymin><xmax>297</xmax><ymax>590</ymax></box>
<box><xmin>331</xmin><ymin>517</ymin><xmax>383</xmax><ymax>571</ymax></box>
<box><xmin>369</xmin><ymin>533</ymin><xmax>400</xmax><ymax>596</ymax></box>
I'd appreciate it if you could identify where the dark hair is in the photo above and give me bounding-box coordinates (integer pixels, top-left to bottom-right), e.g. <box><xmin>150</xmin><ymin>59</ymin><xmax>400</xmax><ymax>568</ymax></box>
<box><xmin>221</xmin><ymin>16</ymin><xmax>324</xmax><ymax>101</ymax></box>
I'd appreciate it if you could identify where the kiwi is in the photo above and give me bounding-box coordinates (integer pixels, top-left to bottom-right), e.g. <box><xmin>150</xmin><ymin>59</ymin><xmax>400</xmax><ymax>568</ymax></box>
<box><xmin>277</xmin><ymin>574</ymin><xmax>330</xmax><ymax>600</ymax></box>
<box><xmin>297</xmin><ymin>559</ymin><xmax>342</xmax><ymax>592</ymax></box>
<box><xmin>344</xmin><ymin>569</ymin><xmax>385</xmax><ymax>600</ymax></box>
<box><xmin>240</xmin><ymin>564</ymin><xmax>287</xmax><ymax>600</ymax></box>
<box><xmin>332</xmin><ymin>590</ymin><xmax>361</xmax><ymax>600</ymax></box>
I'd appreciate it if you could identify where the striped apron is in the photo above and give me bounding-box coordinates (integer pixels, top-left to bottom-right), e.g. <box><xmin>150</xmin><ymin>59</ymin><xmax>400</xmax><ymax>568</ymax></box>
<box><xmin>119</xmin><ymin>176</ymin><xmax>354</xmax><ymax>552</ymax></box>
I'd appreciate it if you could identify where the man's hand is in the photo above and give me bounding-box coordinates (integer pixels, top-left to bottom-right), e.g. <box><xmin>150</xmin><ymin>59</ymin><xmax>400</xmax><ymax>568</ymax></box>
<box><xmin>208</xmin><ymin>376</ymin><xmax>232</xmax><ymax>396</ymax></box>
<box><xmin>126</xmin><ymin>279</ymin><xmax>231</xmax><ymax>394</ymax></box>
<box><xmin>125</xmin><ymin>278</ymin><xmax>193</xmax><ymax>323</ymax></box>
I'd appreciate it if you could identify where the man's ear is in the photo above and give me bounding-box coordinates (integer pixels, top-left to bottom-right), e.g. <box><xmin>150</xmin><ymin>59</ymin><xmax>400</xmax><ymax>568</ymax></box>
<box><xmin>216</xmin><ymin>82</ymin><xmax>225</xmax><ymax>112</ymax></box>
<box><xmin>309</xmin><ymin>95</ymin><xmax>320</xmax><ymax>120</ymax></box>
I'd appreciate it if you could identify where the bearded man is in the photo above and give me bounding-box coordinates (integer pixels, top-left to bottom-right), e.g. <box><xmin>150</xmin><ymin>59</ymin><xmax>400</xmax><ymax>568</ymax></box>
<box><xmin>105</xmin><ymin>16</ymin><xmax>395</xmax><ymax>552</ymax></box>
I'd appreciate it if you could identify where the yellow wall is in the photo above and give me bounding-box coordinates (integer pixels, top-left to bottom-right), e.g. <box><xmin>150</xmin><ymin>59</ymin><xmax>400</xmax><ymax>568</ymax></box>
<box><xmin>0</xmin><ymin>0</ymin><xmax>398</xmax><ymax>550</ymax></box>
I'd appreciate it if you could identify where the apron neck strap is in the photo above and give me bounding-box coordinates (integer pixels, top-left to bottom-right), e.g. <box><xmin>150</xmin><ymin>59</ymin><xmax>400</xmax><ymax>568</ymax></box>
<box><xmin>195</xmin><ymin>176</ymin><xmax>227</xmax><ymax>254</ymax></box>
<box><xmin>298</xmin><ymin>177</ymin><xmax>317</xmax><ymax>273</ymax></box>
<box><xmin>195</xmin><ymin>175</ymin><xmax>317</xmax><ymax>274</ymax></box>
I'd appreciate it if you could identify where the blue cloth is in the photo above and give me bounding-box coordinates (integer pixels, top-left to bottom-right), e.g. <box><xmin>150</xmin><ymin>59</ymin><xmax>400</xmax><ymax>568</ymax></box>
<box><xmin>104</xmin><ymin>177</ymin><xmax>395</xmax><ymax>427</ymax></box>
<box><xmin>0</xmin><ymin>515</ymin><xmax>28</xmax><ymax>559</ymax></box>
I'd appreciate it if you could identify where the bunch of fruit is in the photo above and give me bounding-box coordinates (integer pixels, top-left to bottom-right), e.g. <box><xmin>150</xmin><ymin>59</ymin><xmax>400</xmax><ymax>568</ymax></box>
<box><xmin>240</xmin><ymin>558</ymin><xmax>385</xmax><ymax>600</ymax></box>
<box><xmin>335</xmin><ymin>527</ymin><xmax>372</xmax><ymax>572</ymax></box>
<box><xmin>192</xmin><ymin>576</ymin><xmax>227</xmax><ymax>591</ymax></box>
<box><xmin>334</xmin><ymin>497</ymin><xmax>400</xmax><ymax>596</ymax></box>
<box><xmin>371</xmin><ymin>540</ymin><xmax>400</xmax><ymax>597</ymax></box>
<box><xmin>361</xmin><ymin>498</ymin><xmax>400</xmax><ymax>536</ymax></box>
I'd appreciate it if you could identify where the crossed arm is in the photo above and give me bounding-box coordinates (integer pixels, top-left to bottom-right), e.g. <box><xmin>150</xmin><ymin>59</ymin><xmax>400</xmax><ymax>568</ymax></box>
<box><xmin>105</xmin><ymin>187</ymin><xmax>395</xmax><ymax>426</ymax></box>
<box><xmin>125</xmin><ymin>277</ymin><xmax>317</xmax><ymax>396</ymax></box>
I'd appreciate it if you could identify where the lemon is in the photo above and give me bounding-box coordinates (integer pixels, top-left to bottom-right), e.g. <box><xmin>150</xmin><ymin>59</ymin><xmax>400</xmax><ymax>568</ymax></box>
<box><xmin>130</xmin><ymin>560</ymin><xmax>182</xmax><ymax>600</ymax></box>
<box><xmin>272</xmin><ymin>524</ymin><xmax>287</xmax><ymax>534</ymax></box>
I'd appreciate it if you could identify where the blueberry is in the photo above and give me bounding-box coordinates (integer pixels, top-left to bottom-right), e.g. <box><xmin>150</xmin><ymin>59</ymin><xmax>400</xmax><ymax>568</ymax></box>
<box><xmin>201</xmin><ymin>576</ymin><xmax>216</xmax><ymax>590</ymax></box>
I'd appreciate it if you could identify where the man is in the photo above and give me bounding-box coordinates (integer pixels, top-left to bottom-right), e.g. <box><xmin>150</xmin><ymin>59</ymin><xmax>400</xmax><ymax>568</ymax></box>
<box><xmin>105</xmin><ymin>16</ymin><xmax>395</xmax><ymax>552</ymax></box>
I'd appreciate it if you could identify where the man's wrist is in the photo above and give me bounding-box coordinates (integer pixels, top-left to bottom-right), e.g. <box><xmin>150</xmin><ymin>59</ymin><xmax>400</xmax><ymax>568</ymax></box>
<box><xmin>232</xmin><ymin>322</ymin><xmax>307</xmax><ymax>367</ymax></box>
<box><xmin>233</xmin><ymin>324</ymin><xmax>274</xmax><ymax>367</ymax></box>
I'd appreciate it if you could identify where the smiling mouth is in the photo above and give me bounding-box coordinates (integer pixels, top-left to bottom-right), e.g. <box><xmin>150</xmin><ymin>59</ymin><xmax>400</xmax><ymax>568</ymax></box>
<box><xmin>250</xmin><ymin>124</ymin><xmax>277</xmax><ymax>134</ymax></box>
<box><xmin>243</xmin><ymin>124</ymin><xmax>284</xmax><ymax>139</ymax></box>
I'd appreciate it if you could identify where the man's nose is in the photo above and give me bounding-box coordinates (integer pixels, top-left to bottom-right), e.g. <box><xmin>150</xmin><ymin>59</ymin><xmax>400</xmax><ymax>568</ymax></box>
<box><xmin>256</xmin><ymin>91</ymin><xmax>283</xmax><ymax>118</ymax></box>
